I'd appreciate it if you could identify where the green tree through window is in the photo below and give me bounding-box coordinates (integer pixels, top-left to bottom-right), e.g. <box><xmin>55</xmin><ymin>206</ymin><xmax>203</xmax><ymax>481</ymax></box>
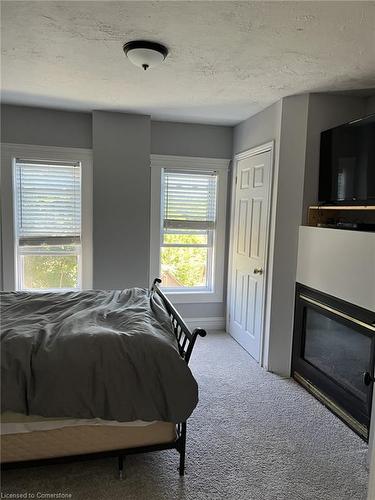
<box><xmin>161</xmin><ymin>234</ymin><xmax>208</xmax><ymax>287</ymax></box>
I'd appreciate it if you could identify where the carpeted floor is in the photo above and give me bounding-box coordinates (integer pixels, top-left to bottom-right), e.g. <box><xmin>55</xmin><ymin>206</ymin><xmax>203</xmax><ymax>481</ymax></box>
<box><xmin>1</xmin><ymin>331</ymin><xmax>369</xmax><ymax>500</ymax></box>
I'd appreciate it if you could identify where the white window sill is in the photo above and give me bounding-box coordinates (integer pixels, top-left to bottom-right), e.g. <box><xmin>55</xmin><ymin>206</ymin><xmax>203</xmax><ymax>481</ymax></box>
<box><xmin>162</xmin><ymin>290</ymin><xmax>223</xmax><ymax>304</ymax></box>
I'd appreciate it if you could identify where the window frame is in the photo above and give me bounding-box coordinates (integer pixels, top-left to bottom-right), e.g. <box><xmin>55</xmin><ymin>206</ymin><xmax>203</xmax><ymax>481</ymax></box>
<box><xmin>150</xmin><ymin>155</ymin><xmax>229</xmax><ymax>304</ymax></box>
<box><xmin>1</xmin><ymin>143</ymin><xmax>93</xmax><ymax>291</ymax></box>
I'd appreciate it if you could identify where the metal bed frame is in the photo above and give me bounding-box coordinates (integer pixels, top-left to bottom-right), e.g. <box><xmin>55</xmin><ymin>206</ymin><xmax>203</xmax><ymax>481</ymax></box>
<box><xmin>1</xmin><ymin>278</ymin><xmax>207</xmax><ymax>477</ymax></box>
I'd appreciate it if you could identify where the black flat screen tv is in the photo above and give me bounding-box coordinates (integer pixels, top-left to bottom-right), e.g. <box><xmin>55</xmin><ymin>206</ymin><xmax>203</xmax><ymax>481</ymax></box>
<box><xmin>319</xmin><ymin>114</ymin><xmax>375</xmax><ymax>205</ymax></box>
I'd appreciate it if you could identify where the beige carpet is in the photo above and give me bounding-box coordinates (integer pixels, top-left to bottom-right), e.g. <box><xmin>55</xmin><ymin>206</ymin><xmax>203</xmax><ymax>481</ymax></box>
<box><xmin>1</xmin><ymin>331</ymin><xmax>369</xmax><ymax>499</ymax></box>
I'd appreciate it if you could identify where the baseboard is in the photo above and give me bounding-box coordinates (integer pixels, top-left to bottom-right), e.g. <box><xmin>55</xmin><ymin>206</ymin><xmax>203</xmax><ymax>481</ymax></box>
<box><xmin>185</xmin><ymin>317</ymin><xmax>226</xmax><ymax>331</ymax></box>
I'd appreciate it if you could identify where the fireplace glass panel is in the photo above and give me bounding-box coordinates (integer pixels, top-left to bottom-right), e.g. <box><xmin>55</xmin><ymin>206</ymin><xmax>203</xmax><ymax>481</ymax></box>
<box><xmin>304</xmin><ymin>308</ymin><xmax>371</xmax><ymax>402</ymax></box>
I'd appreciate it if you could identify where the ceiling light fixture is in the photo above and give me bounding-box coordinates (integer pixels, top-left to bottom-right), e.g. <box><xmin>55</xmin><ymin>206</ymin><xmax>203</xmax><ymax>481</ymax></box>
<box><xmin>123</xmin><ymin>40</ymin><xmax>169</xmax><ymax>71</ymax></box>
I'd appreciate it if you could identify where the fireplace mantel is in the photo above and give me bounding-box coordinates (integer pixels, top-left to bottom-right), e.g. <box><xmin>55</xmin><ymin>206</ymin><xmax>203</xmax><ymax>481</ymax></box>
<box><xmin>295</xmin><ymin>226</ymin><xmax>375</xmax><ymax>444</ymax></box>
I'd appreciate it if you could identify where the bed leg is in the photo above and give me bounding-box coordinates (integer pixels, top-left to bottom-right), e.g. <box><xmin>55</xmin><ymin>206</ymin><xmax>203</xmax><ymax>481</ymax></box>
<box><xmin>178</xmin><ymin>422</ymin><xmax>186</xmax><ymax>476</ymax></box>
<box><xmin>118</xmin><ymin>455</ymin><xmax>124</xmax><ymax>480</ymax></box>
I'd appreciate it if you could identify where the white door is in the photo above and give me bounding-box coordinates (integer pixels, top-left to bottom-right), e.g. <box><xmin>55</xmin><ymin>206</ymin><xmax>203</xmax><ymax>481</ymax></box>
<box><xmin>229</xmin><ymin>147</ymin><xmax>273</xmax><ymax>362</ymax></box>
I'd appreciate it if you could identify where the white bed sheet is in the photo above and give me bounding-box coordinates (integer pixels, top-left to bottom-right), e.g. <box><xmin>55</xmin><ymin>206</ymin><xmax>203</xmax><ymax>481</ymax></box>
<box><xmin>1</xmin><ymin>412</ymin><xmax>155</xmax><ymax>435</ymax></box>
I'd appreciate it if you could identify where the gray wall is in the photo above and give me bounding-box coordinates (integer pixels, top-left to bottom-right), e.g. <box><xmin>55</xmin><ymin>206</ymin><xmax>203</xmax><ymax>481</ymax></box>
<box><xmin>232</xmin><ymin>97</ymin><xmax>311</xmax><ymax>376</ymax></box>
<box><xmin>151</xmin><ymin>120</ymin><xmax>233</xmax><ymax>319</ymax></box>
<box><xmin>1</xmin><ymin>105</ymin><xmax>233</xmax><ymax>319</ymax></box>
<box><xmin>233</xmin><ymin>101</ymin><xmax>281</xmax><ymax>154</ymax></box>
<box><xmin>233</xmin><ymin>100</ymin><xmax>282</xmax><ymax>370</ymax></box>
<box><xmin>92</xmin><ymin>111</ymin><xmax>151</xmax><ymax>289</ymax></box>
<box><xmin>266</xmin><ymin>95</ymin><xmax>309</xmax><ymax>375</ymax></box>
<box><xmin>0</xmin><ymin>104</ymin><xmax>91</xmax><ymax>294</ymax></box>
<box><xmin>233</xmin><ymin>93</ymin><xmax>372</xmax><ymax>376</ymax></box>
<box><xmin>302</xmin><ymin>94</ymin><xmax>366</xmax><ymax>222</ymax></box>
<box><xmin>4</xmin><ymin>95</ymin><xmax>370</xmax><ymax>331</ymax></box>
<box><xmin>151</xmin><ymin>121</ymin><xmax>232</xmax><ymax>159</ymax></box>
<box><xmin>1</xmin><ymin>105</ymin><xmax>92</xmax><ymax>148</ymax></box>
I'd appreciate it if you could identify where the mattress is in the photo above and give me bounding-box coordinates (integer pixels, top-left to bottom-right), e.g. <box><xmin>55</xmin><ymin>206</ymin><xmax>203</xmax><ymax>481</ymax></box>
<box><xmin>1</xmin><ymin>411</ymin><xmax>155</xmax><ymax>435</ymax></box>
<box><xmin>1</xmin><ymin>421</ymin><xmax>177</xmax><ymax>463</ymax></box>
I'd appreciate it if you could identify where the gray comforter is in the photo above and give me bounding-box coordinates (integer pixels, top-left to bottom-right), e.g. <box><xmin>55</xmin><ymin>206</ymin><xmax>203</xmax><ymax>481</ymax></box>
<box><xmin>0</xmin><ymin>288</ymin><xmax>198</xmax><ymax>423</ymax></box>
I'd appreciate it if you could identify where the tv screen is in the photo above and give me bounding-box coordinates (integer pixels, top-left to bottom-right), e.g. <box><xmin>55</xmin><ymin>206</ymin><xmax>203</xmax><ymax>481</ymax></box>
<box><xmin>319</xmin><ymin>114</ymin><xmax>375</xmax><ymax>205</ymax></box>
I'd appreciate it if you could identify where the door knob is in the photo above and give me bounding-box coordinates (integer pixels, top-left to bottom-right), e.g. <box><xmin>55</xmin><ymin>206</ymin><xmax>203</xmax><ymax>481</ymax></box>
<box><xmin>253</xmin><ymin>267</ymin><xmax>264</xmax><ymax>275</ymax></box>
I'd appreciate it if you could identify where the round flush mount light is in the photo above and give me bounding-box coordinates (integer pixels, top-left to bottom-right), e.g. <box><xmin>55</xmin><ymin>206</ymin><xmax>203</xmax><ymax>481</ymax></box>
<box><xmin>123</xmin><ymin>40</ymin><xmax>168</xmax><ymax>71</ymax></box>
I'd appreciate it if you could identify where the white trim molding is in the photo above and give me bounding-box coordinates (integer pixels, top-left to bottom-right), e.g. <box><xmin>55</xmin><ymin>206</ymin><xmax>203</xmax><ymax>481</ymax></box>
<box><xmin>185</xmin><ymin>317</ymin><xmax>226</xmax><ymax>331</ymax></box>
<box><xmin>151</xmin><ymin>154</ymin><xmax>230</xmax><ymax>171</ymax></box>
<box><xmin>234</xmin><ymin>141</ymin><xmax>275</xmax><ymax>161</ymax></box>
<box><xmin>1</xmin><ymin>143</ymin><xmax>93</xmax><ymax>161</ymax></box>
<box><xmin>150</xmin><ymin>154</ymin><xmax>230</xmax><ymax>304</ymax></box>
<box><xmin>0</xmin><ymin>143</ymin><xmax>93</xmax><ymax>291</ymax></box>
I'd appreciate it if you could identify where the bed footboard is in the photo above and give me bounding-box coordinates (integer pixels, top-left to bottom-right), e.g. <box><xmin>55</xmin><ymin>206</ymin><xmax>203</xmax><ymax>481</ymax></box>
<box><xmin>151</xmin><ymin>278</ymin><xmax>206</xmax><ymax>475</ymax></box>
<box><xmin>151</xmin><ymin>278</ymin><xmax>207</xmax><ymax>364</ymax></box>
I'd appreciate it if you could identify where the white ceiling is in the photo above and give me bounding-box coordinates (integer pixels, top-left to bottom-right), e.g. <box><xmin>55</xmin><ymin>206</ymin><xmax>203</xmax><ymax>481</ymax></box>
<box><xmin>1</xmin><ymin>1</ymin><xmax>375</xmax><ymax>125</ymax></box>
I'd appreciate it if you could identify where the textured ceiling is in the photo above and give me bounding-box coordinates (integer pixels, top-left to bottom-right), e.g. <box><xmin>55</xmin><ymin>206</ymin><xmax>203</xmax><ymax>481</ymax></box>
<box><xmin>1</xmin><ymin>1</ymin><xmax>375</xmax><ymax>125</ymax></box>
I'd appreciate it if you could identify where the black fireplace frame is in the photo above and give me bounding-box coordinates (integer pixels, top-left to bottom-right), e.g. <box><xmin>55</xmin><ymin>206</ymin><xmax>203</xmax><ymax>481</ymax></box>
<box><xmin>292</xmin><ymin>283</ymin><xmax>375</xmax><ymax>441</ymax></box>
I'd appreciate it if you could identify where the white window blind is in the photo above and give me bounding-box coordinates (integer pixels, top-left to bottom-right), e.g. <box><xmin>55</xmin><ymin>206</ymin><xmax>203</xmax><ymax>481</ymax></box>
<box><xmin>163</xmin><ymin>170</ymin><xmax>217</xmax><ymax>232</ymax></box>
<box><xmin>15</xmin><ymin>160</ymin><xmax>81</xmax><ymax>246</ymax></box>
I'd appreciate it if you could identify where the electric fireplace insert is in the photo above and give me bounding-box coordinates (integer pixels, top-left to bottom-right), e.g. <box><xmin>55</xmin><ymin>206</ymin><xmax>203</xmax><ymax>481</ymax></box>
<box><xmin>292</xmin><ymin>283</ymin><xmax>375</xmax><ymax>441</ymax></box>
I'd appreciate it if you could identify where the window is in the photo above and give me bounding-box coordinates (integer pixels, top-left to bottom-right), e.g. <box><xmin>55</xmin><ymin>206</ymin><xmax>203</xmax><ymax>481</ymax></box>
<box><xmin>161</xmin><ymin>170</ymin><xmax>217</xmax><ymax>290</ymax></box>
<box><xmin>150</xmin><ymin>155</ymin><xmax>229</xmax><ymax>303</ymax></box>
<box><xmin>14</xmin><ymin>160</ymin><xmax>82</xmax><ymax>291</ymax></box>
<box><xmin>1</xmin><ymin>143</ymin><xmax>92</xmax><ymax>292</ymax></box>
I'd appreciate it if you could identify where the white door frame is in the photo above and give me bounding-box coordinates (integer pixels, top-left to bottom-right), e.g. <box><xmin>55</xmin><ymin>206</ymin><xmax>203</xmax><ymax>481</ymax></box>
<box><xmin>226</xmin><ymin>141</ymin><xmax>275</xmax><ymax>367</ymax></box>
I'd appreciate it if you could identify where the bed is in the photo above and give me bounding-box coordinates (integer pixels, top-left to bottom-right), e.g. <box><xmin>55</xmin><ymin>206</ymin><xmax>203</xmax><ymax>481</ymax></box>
<box><xmin>0</xmin><ymin>278</ymin><xmax>206</xmax><ymax>476</ymax></box>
